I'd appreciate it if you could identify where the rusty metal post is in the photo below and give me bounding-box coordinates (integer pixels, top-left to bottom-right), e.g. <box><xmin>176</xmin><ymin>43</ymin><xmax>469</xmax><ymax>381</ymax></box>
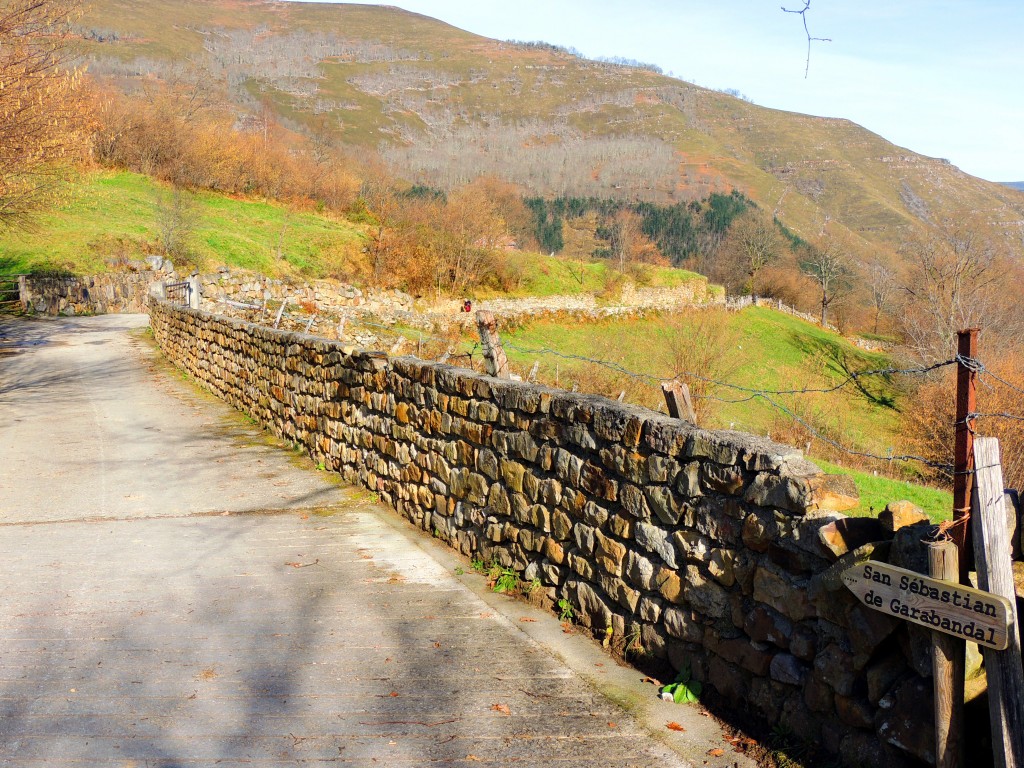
<box><xmin>952</xmin><ymin>328</ymin><xmax>978</xmax><ymax>582</ymax></box>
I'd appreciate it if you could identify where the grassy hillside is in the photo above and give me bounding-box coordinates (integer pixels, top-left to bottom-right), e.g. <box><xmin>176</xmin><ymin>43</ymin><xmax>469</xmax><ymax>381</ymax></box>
<box><xmin>77</xmin><ymin>0</ymin><xmax>1024</xmax><ymax>265</ymax></box>
<box><xmin>503</xmin><ymin>307</ymin><xmax>898</xmax><ymax>446</ymax></box>
<box><xmin>0</xmin><ymin>170</ymin><xmax>708</xmax><ymax>302</ymax></box>
<box><xmin>0</xmin><ymin>171</ymin><xmax>366</xmax><ymax>278</ymax></box>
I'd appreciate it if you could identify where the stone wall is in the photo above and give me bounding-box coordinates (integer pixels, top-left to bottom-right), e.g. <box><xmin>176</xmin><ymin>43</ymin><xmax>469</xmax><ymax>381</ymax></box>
<box><xmin>20</xmin><ymin>272</ymin><xmax>162</xmax><ymax>316</ymax></box>
<box><xmin>198</xmin><ymin>270</ymin><xmax>415</xmax><ymax>317</ymax></box>
<box><xmin>150</xmin><ymin>299</ymin><xmax>944</xmax><ymax>768</ymax></box>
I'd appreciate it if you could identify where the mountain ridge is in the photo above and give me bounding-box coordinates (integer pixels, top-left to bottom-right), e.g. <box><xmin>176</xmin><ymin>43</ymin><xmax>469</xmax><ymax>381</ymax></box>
<box><xmin>77</xmin><ymin>0</ymin><xmax>1024</xmax><ymax>263</ymax></box>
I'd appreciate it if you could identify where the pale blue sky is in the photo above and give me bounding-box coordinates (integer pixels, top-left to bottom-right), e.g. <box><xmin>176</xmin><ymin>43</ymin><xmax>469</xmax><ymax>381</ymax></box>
<box><xmin>296</xmin><ymin>1</ymin><xmax>1023</xmax><ymax>182</ymax></box>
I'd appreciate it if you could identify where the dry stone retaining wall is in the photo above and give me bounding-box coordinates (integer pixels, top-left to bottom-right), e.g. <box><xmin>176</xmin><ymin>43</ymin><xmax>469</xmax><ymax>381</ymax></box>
<box><xmin>19</xmin><ymin>272</ymin><xmax>161</xmax><ymax>316</ymax></box>
<box><xmin>150</xmin><ymin>299</ymin><xmax>940</xmax><ymax>768</ymax></box>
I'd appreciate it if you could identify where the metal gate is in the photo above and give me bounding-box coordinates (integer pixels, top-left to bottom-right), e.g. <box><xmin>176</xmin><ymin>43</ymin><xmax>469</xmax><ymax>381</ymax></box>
<box><xmin>0</xmin><ymin>275</ymin><xmax>23</xmax><ymax>315</ymax></box>
<box><xmin>165</xmin><ymin>280</ymin><xmax>193</xmax><ymax>307</ymax></box>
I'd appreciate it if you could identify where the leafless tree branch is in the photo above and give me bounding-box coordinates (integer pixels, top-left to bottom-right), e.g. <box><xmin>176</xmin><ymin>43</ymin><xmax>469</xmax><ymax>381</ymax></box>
<box><xmin>782</xmin><ymin>0</ymin><xmax>831</xmax><ymax>79</ymax></box>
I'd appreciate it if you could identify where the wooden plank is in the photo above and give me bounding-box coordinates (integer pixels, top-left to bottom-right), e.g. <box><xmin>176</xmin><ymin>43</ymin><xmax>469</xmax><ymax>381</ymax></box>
<box><xmin>474</xmin><ymin>310</ymin><xmax>510</xmax><ymax>379</ymax></box>
<box><xmin>972</xmin><ymin>437</ymin><xmax>1024</xmax><ymax>768</ymax></box>
<box><xmin>929</xmin><ymin>540</ymin><xmax>964</xmax><ymax>768</ymax></box>
<box><xmin>840</xmin><ymin>560</ymin><xmax>1011</xmax><ymax>650</ymax></box>
<box><xmin>661</xmin><ymin>379</ymin><xmax>696</xmax><ymax>425</ymax></box>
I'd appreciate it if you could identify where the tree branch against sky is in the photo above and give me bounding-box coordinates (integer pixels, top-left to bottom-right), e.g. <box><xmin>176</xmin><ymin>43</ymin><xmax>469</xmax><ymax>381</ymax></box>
<box><xmin>780</xmin><ymin>0</ymin><xmax>831</xmax><ymax>79</ymax></box>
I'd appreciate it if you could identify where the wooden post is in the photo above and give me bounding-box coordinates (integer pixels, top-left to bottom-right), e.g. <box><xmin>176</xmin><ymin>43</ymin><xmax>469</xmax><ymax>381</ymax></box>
<box><xmin>972</xmin><ymin>437</ymin><xmax>1024</xmax><ymax>768</ymax></box>
<box><xmin>528</xmin><ymin>360</ymin><xmax>540</xmax><ymax>383</ymax></box>
<box><xmin>304</xmin><ymin>315</ymin><xmax>316</xmax><ymax>334</ymax></box>
<box><xmin>953</xmin><ymin>328</ymin><xmax>979</xmax><ymax>581</ymax></box>
<box><xmin>273</xmin><ymin>298</ymin><xmax>287</xmax><ymax>329</ymax></box>
<box><xmin>661</xmin><ymin>379</ymin><xmax>697</xmax><ymax>425</ymax></box>
<box><xmin>928</xmin><ymin>540</ymin><xmax>964</xmax><ymax>768</ymax></box>
<box><xmin>474</xmin><ymin>310</ymin><xmax>510</xmax><ymax>379</ymax></box>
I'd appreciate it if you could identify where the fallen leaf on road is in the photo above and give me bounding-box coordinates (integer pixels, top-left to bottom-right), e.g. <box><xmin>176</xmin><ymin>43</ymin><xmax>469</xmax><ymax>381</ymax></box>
<box><xmin>389</xmin><ymin>691</ymin><xmax>400</xmax><ymax>697</ymax></box>
<box><xmin>519</xmin><ymin>617</ymin><xmax>536</xmax><ymax>622</ymax></box>
<box><xmin>285</xmin><ymin>559</ymin><xmax>319</xmax><ymax>568</ymax></box>
<box><xmin>666</xmin><ymin>722</ymin><xmax>685</xmax><ymax>732</ymax></box>
<box><xmin>607</xmin><ymin>722</ymin><xmax>616</xmax><ymax>728</ymax></box>
<box><xmin>708</xmin><ymin>748</ymin><xmax>725</xmax><ymax>756</ymax></box>
<box><xmin>491</xmin><ymin>703</ymin><xmax>511</xmax><ymax>716</ymax></box>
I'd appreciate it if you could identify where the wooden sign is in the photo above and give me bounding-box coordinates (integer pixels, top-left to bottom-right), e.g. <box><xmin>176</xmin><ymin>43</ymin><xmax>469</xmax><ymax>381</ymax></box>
<box><xmin>841</xmin><ymin>560</ymin><xmax>1012</xmax><ymax>651</ymax></box>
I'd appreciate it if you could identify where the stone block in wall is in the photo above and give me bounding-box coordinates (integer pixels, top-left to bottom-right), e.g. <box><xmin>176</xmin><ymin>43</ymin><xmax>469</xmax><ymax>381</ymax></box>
<box><xmin>770</xmin><ymin>653</ymin><xmax>809</xmax><ymax>686</ymax></box>
<box><xmin>813</xmin><ymin>644</ymin><xmax>857</xmax><ymax>697</ymax></box>
<box><xmin>635</xmin><ymin>521</ymin><xmax>679</xmax><ymax>568</ymax></box>
<box><xmin>744</xmin><ymin>473</ymin><xmax>815</xmax><ymax>515</ymax></box>
<box><xmin>683</xmin><ymin>564</ymin><xmax>731</xmax><ymax>619</ymax></box>
<box><xmin>874</xmin><ymin>676</ymin><xmax>934</xmax><ymax>766</ymax></box>
<box><xmin>744</xmin><ymin>603</ymin><xmax>793</xmax><ymax>648</ymax></box>
<box><xmin>817</xmin><ymin>516</ymin><xmax>884</xmax><ymax>558</ymax></box>
<box><xmin>753</xmin><ymin>564</ymin><xmax>814</xmax><ymax>621</ymax></box>
<box><xmin>567</xmin><ymin>580</ymin><xmax>612</xmax><ymax>630</ymax></box>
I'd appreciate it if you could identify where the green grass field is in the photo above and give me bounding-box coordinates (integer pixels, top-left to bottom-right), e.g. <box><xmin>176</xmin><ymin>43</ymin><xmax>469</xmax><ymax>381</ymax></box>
<box><xmin>811</xmin><ymin>459</ymin><xmax>951</xmax><ymax>522</ymax></box>
<box><xmin>502</xmin><ymin>306</ymin><xmax>902</xmax><ymax>448</ymax></box>
<box><xmin>491</xmin><ymin>251</ymin><xmax>707</xmax><ymax>299</ymax></box>
<box><xmin>499</xmin><ymin>305</ymin><xmax>952</xmax><ymax>517</ymax></box>
<box><xmin>0</xmin><ymin>171</ymin><xmax>366</xmax><ymax>278</ymax></box>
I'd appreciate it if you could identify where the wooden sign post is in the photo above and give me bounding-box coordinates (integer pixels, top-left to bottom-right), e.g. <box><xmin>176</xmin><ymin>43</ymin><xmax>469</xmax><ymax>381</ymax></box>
<box><xmin>971</xmin><ymin>438</ymin><xmax>1024</xmax><ymax>768</ymax></box>
<box><xmin>840</xmin><ymin>560</ymin><xmax>1012</xmax><ymax>651</ymax></box>
<box><xmin>928</xmin><ymin>540</ymin><xmax>963</xmax><ymax>768</ymax></box>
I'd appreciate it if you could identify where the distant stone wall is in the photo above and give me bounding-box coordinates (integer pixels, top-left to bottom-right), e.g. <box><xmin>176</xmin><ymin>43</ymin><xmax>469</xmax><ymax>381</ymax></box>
<box><xmin>150</xmin><ymin>299</ymin><xmax>951</xmax><ymax>768</ymax></box>
<box><xmin>198</xmin><ymin>270</ymin><xmax>415</xmax><ymax>317</ymax></box>
<box><xmin>19</xmin><ymin>272</ymin><xmax>161</xmax><ymax>316</ymax></box>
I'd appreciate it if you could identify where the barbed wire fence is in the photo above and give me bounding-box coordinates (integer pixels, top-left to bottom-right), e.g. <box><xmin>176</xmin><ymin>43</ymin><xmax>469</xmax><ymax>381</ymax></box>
<box><xmin>219</xmin><ymin>297</ymin><xmax>1024</xmax><ymax>482</ymax></box>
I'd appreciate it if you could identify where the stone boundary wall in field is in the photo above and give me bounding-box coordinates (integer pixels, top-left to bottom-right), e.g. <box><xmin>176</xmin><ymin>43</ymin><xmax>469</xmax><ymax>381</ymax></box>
<box><xmin>150</xmin><ymin>298</ymin><xmax>945</xmax><ymax>768</ymax></box>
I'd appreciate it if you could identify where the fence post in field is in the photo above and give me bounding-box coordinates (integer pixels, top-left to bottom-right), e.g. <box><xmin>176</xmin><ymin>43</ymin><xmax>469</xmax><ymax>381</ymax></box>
<box><xmin>661</xmin><ymin>379</ymin><xmax>697</xmax><ymax>426</ymax></box>
<box><xmin>475</xmin><ymin>310</ymin><xmax>510</xmax><ymax>379</ymax></box>
<box><xmin>274</xmin><ymin>298</ymin><xmax>288</xmax><ymax>329</ymax></box>
<box><xmin>972</xmin><ymin>437</ymin><xmax>1024</xmax><ymax>768</ymax></box>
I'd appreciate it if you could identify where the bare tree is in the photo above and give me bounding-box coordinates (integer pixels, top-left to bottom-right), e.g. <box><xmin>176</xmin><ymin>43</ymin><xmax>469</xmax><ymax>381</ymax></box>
<box><xmin>716</xmin><ymin>210</ymin><xmax>785</xmax><ymax>294</ymax></box>
<box><xmin>865</xmin><ymin>259</ymin><xmax>897</xmax><ymax>334</ymax></box>
<box><xmin>801</xmin><ymin>238</ymin><xmax>850</xmax><ymax>327</ymax></box>
<box><xmin>0</xmin><ymin>0</ymin><xmax>88</xmax><ymax>230</ymax></box>
<box><xmin>153</xmin><ymin>185</ymin><xmax>199</xmax><ymax>259</ymax></box>
<box><xmin>898</xmin><ymin>219</ymin><xmax>1020</xmax><ymax>363</ymax></box>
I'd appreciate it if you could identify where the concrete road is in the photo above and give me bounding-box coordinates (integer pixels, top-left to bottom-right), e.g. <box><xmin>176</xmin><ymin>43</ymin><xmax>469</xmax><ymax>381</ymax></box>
<box><xmin>0</xmin><ymin>315</ymin><xmax>742</xmax><ymax>767</ymax></box>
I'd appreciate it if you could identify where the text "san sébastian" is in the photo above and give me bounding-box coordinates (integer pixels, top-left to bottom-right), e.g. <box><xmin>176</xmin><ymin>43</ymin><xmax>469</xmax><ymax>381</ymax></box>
<box><xmin>841</xmin><ymin>560</ymin><xmax>1011</xmax><ymax>651</ymax></box>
